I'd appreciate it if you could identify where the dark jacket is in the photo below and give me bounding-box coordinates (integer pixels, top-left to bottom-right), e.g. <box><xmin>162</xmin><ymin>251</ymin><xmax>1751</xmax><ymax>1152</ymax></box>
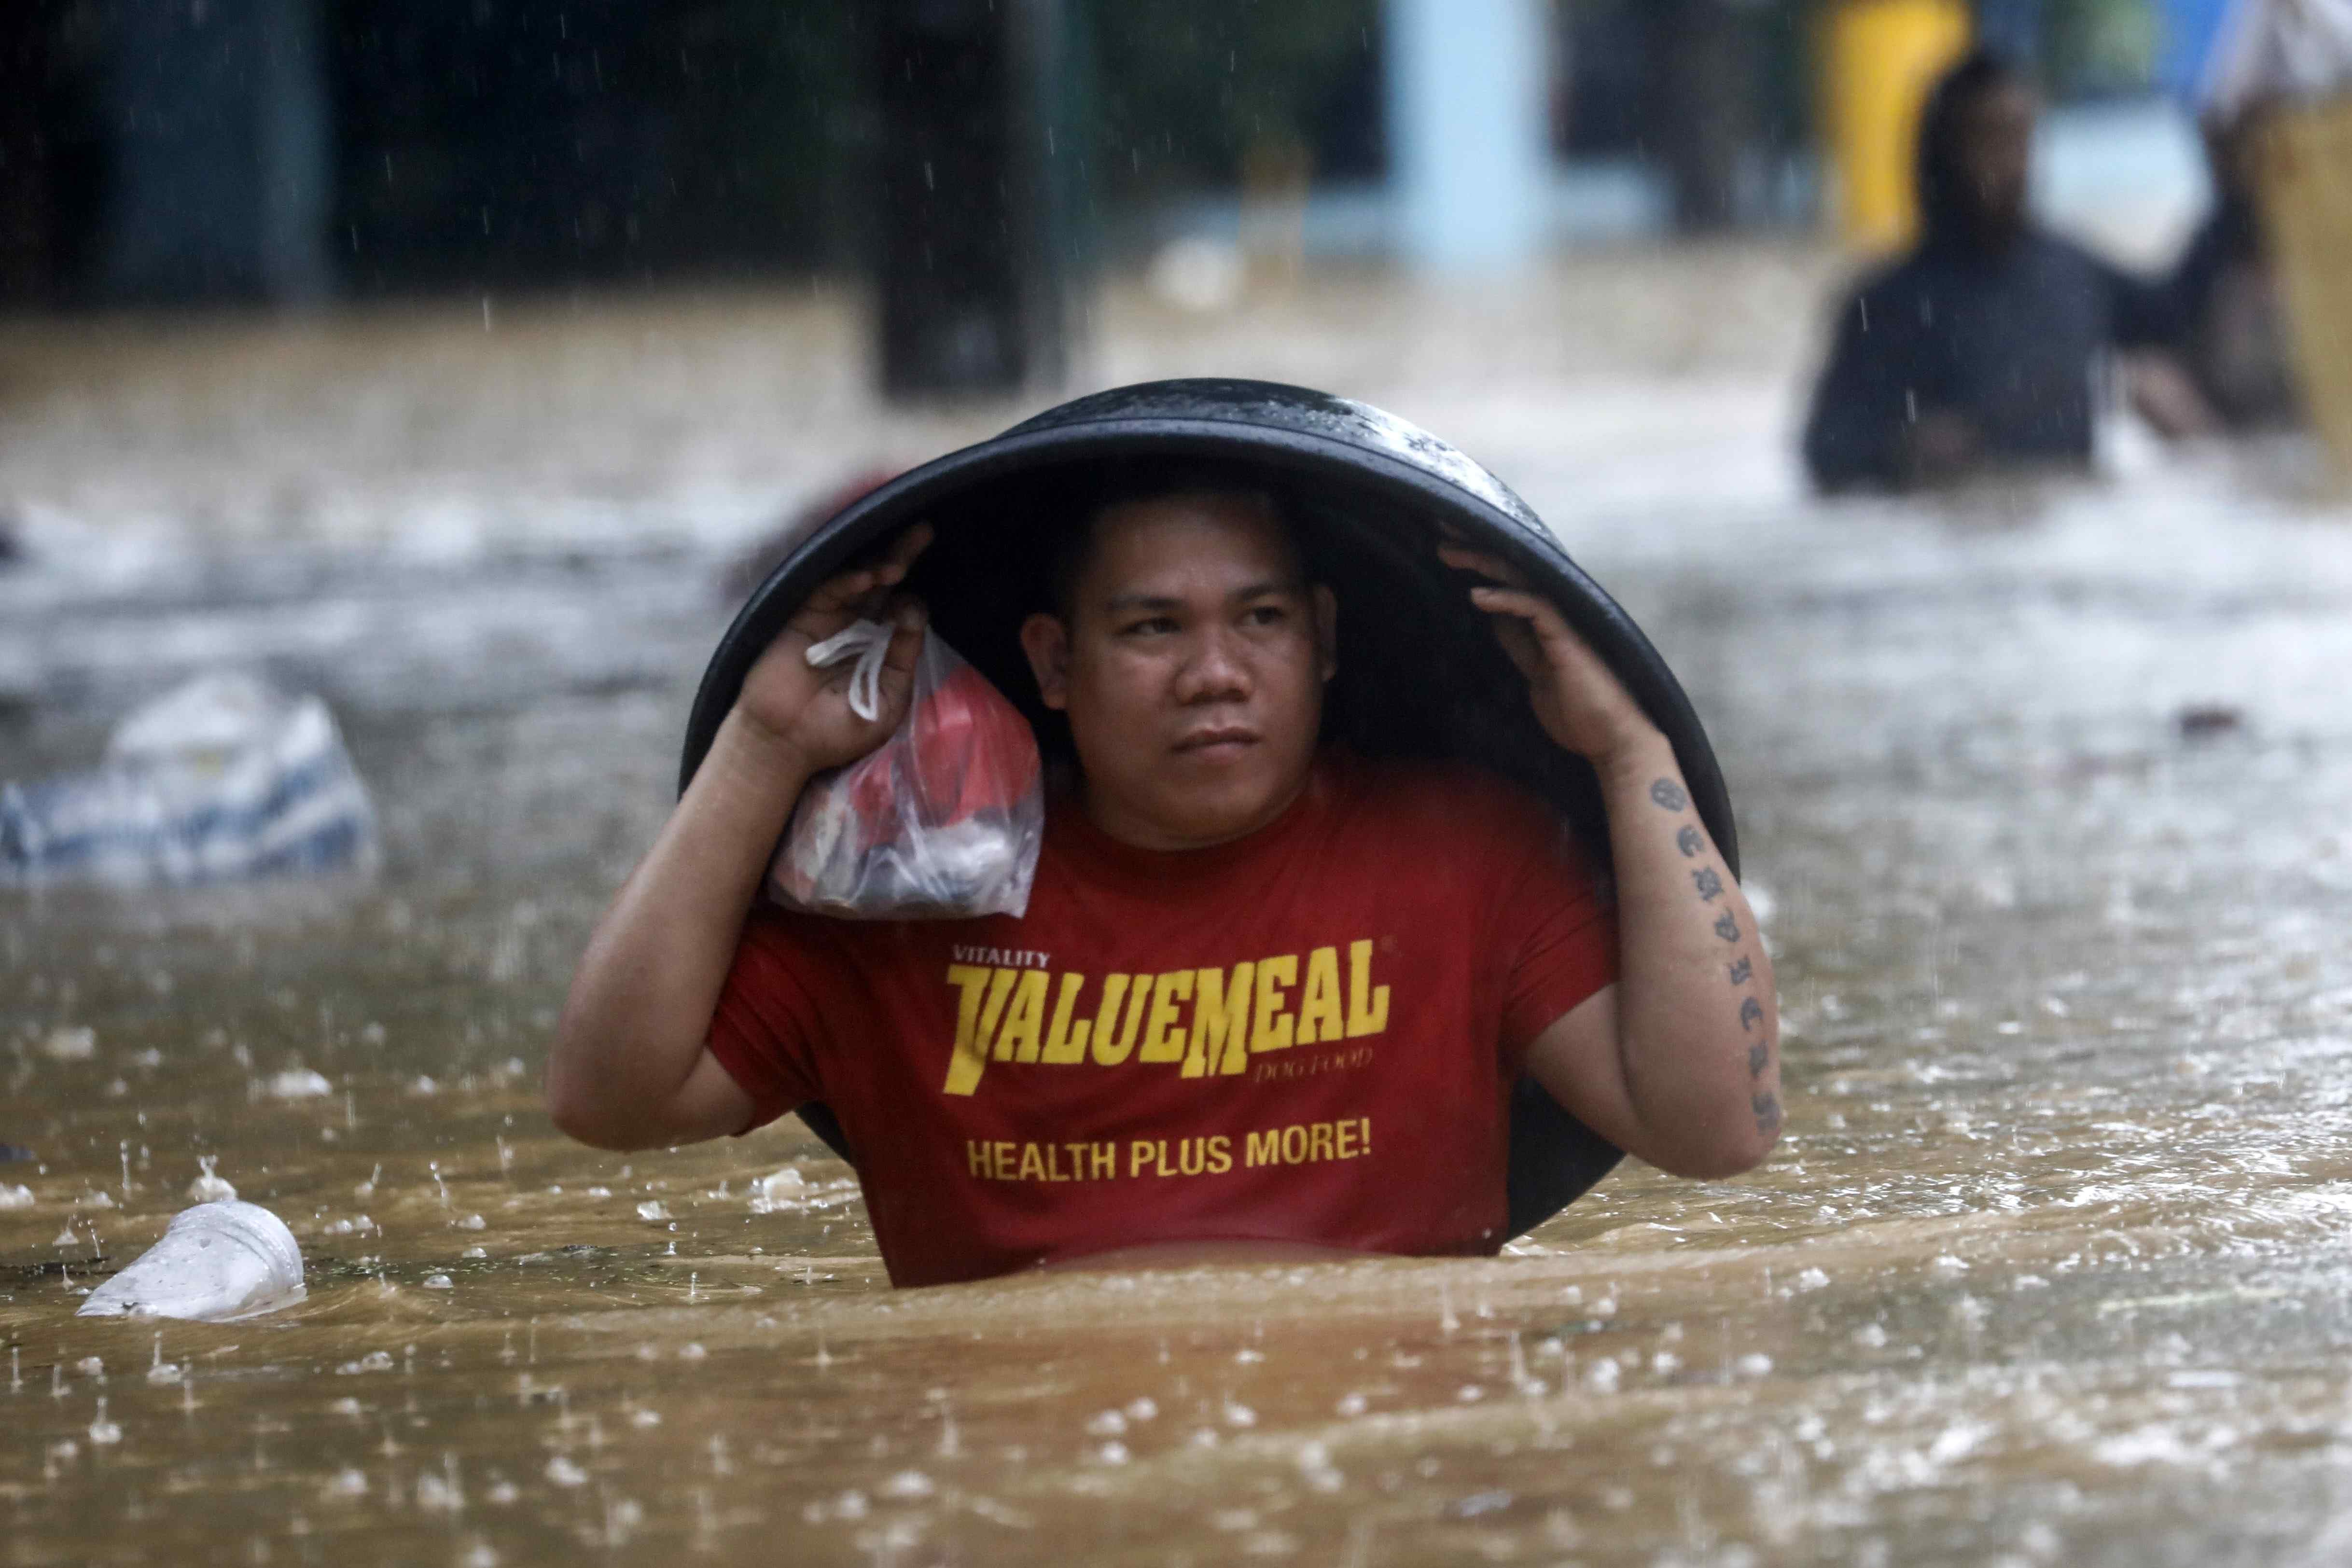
<box><xmin>1801</xmin><ymin>232</ymin><xmax>2187</xmax><ymax>491</ymax></box>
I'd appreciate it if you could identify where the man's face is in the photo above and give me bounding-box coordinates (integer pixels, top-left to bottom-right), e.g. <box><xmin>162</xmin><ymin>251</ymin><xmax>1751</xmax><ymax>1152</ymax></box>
<box><xmin>1954</xmin><ymin>80</ymin><xmax>2036</xmax><ymax>239</ymax></box>
<box><xmin>1019</xmin><ymin>492</ymin><xmax>1336</xmax><ymax>851</ymax></box>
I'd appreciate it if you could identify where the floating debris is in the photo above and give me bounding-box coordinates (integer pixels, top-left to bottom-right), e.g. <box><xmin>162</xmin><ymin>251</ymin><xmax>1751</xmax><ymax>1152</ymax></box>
<box><xmin>267</xmin><ymin>1068</ymin><xmax>334</xmax><ymax>1100</ymax></box>
<box><xmin>42</xmin><ymin>1027</ymin><xmax>96</xmax><ymax>1062</ymax></box>
<box><xmin>78</xmin><ymin>1201</ymin><xmax>305</xmax><ymax>1322</ymax></box>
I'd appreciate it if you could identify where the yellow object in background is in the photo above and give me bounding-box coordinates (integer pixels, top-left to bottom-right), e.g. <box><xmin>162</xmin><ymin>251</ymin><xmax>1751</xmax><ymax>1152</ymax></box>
<box><xmin>1818</xmin><ymin>0</ymin><xmax>1975</xmax><ymax>252</ymax></box>
<box><xmin>2257</xmin><ymin>94</ymin><xmax>2352</xmax><ymax>488</ymax></box>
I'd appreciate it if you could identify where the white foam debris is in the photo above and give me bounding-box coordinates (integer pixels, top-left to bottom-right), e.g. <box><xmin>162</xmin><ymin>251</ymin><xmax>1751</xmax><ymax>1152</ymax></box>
<box><xmin>42</xmin><ymin>1027</ymin><xmax>96</xmax><ymax>1061</ymax></box>
<box><xmin>423</xmin><ymin>1274</ymin><xmax>453</xmax><ymax>1290</ymax></box>
<box><xmin>77</xmin><ymin>1201</ymin><xmax>306</xmax><ymax>1322</ymax></box>
<box><xmin>1296</xmin><ymin>1440</ymin><xmax>1345</xmax><ymax>1493</ymax></box>
<box><xmin>545</xmin><ymin>1456</ymin><xmax>588</xmax><ymax>1487</ymax></box>
<box><xmin>749</xmin><ymin>1167</ymin><xmax>807</xmax><ymax>1213</ymax></box>
<box><xmin>1085</xmin><ymin>1410</ymin><xmax>1127</xmax><ymax>1437</ymax></box>
<box><xmin>635</xmin><ymin>1201</ymin><xmax>670</xmax><ymax>1222</ymax></box>
<box><xmin>878</xmin><ymin>1470</ymin><xmax>934</xmax><ymax>1499</ymax></box>
<box><xmin>0</xmin><ymin>1185</ymin><xmax>33</xmax><ymax>1209</ymax></box>
<box><xmin>268</xmin><ymin>1068</ymin><xmax>334</xmax><ymax>1100</ymax></box>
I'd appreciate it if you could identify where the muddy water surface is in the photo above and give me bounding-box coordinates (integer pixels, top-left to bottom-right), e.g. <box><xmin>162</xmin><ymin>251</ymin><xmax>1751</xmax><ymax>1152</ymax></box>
<box><xmin>8</xmin><ymin>291</ymin><xmax>2352</xmax><ymax>1564</ymax></box>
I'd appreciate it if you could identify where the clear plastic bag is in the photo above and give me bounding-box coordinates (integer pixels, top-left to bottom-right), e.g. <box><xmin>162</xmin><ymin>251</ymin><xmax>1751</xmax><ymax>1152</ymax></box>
<box><xmin>767</xmin><ymin>622</ymin><xmax>1043</xmax><ymax>920</ymax></box>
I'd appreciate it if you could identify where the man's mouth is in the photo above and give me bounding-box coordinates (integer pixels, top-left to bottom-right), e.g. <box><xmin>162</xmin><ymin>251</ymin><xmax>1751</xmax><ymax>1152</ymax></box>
<box><xmin>1175</xmin><ymin>726</ymin><xmax>1259</xmax><ymax>756</ymax></box>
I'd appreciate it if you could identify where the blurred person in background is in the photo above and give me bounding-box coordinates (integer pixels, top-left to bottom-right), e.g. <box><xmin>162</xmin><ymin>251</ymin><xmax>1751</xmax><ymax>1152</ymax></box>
<box><xmin>2165</xmin><ymin>107</ymin><xmax>2302</xmax><ymax>432</ymax></box>
<box><xmin>1803</xmin><ymin>50</ymin><xmax>2226</xmax><ymax>492</ymax></box>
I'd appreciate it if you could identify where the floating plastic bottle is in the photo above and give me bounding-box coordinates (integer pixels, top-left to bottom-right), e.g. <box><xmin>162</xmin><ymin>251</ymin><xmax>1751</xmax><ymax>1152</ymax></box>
<box><xmin>77</xmin><ymin>1201</ymin><xmax>306</xmax><ymax>1322</ymax></box>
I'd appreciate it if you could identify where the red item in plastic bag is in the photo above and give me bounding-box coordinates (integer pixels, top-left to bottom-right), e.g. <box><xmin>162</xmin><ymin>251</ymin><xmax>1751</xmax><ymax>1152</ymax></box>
<box><xmin>769</xmin><ymin>626</ymin><xmax>1043</xmax><ymax>919</ymax></box>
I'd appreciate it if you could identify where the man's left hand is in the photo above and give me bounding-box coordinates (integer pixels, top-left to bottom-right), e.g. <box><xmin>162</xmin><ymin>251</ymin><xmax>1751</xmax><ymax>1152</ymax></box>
<box><xmin>1439</xmin><ymin>541</ymin><xmax>1663</xmax><ymax>766</ymax></box>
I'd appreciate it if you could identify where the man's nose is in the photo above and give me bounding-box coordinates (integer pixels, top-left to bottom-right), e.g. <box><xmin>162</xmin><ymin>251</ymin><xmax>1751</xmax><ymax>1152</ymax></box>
<box><xmin>1173</xmin><ymin>627</ymin><xmax>1253</xmax><ymax>703</ymax></box>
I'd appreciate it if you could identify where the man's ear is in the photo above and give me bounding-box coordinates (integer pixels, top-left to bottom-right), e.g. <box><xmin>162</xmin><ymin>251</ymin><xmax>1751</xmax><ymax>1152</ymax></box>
<box><xmin>1312</xmin><ymin>584</ymin><xmax>1338</xmax><ymax>682</ymax></box>
<box><xmin>1019</xmin><ymin>612</ymin><xmax>1072</xmax><ymax>711</ymax></box>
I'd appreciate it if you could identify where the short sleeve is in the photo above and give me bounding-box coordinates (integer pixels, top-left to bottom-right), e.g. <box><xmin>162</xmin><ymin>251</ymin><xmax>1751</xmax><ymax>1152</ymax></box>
<box><xmin>1488</xmin><ymin>800</ymin><xmax>1619</xmax><ymax>1056</ymax></box>
<box><xmin>705</xmin><ymin>910</ymin><xmax>834</xmax><ymax>1134</ymax></box>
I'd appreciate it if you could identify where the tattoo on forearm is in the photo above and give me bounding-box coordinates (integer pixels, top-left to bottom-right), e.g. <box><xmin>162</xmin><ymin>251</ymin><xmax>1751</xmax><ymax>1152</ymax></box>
<box><xmin>1740</xmin><ymin>996</ymin><xmax>1765</xmax><ymax>1033</ymax></box>
<box><xmin>1713</xmin><ymin>911</ymin><xmax>1740</xmax><ymax>943</ymax></box>
<box><xmin>1751</xmin><ymin>1092</ymin><xmax>1782</xmax><ymax>1136</ymax></box>
<box><xmin>1692</xmin><ymin>867</ymin><xmax>1724</xmax><ymax>902</ymax></box>
<box><xmin>1649</xmin><ymin>779</ymin><xmax>1688</xmax><ymax>812</ymax></box>
<box><xmin>1747</xmin><ymin>1040</ymin><xmax>1770</xmax><ymax>1076</ymax></box>
<box><xmin>1676</xmin><ymin>825</ymin><xmax>1704</xmax><ymax>858</ymax></box>
<box><xmin>1727</xmin><ymin>956</ymin><xmax>1753</xmax><ymax>986</ymax></box>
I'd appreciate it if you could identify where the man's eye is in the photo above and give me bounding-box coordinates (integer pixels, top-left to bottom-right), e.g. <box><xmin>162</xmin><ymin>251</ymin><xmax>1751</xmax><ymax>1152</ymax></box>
<box><xmin>1122</xmin><ymin>617</ymin><xmax>1177</xmax><ymax>636</ymax></box>
<box><xmin>1243</xmin><ymin>605</ymin><xmax>1287</xmax><ymax>627</ymax></box>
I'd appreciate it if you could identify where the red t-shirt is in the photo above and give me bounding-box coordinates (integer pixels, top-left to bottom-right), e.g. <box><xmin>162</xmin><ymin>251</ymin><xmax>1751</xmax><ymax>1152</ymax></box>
<box><xmin>707</xmin><ymin>752</ymin><xmax>1618</xmax><ymax>1288</ymax></box>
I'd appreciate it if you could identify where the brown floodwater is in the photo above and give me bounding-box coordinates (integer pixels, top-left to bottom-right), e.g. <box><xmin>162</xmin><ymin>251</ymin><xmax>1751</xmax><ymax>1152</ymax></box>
<box><xmin>7</xmin><ymin>280</ymin><xmax>2352</xmax><ymax>1566</ymax></box>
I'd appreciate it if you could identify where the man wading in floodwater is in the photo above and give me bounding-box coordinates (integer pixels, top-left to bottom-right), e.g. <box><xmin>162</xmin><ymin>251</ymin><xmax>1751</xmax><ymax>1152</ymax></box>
<box><xmin>547</xmin><ymin>468</ymin><xmax>1781</xmax><ymax>1287</ymax></box>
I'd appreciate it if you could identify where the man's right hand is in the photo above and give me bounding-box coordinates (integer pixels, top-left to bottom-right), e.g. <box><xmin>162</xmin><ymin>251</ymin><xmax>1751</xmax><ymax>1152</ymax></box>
<box><xmin>545</xmin><ymin>522</ymin><xmax>934</xmax><ymax>1153</ymax></box>
<box><xmin>736</xmin><ymin>523</ymin><xmax>934</xmax><ymax>772</ymax></box>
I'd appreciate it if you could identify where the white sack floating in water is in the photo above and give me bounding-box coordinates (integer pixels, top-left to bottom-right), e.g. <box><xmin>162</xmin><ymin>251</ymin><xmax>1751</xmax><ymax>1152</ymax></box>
<box><xmin>0</xmin><ymin>670</ymin><xmax>379</xmax><ymax>888</ymax></box>
<box><xmin>77</xmin><ymin>1200</ymin><xmax>305</xmax><ymax>1322</ymax></box>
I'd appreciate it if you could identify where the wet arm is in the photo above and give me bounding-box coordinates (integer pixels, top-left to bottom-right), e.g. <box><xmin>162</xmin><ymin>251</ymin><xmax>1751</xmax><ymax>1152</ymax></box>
<box><xmin>1522</xmin><ymin>736</ymin><xmax>1781</xmax><ymax>1179</ymax></box>
<box><xmin>546</xmin><ymin>528</ymin><xmax>933</xmax><ymax>1151</ymax></box>
<box><xmin>1440</xmin><ymin>542</ymin><xmax>1780</xmax><ymax>1178</ymax></box>
<box><xmin>543</xmin><ymin>712</ymin><xmax>800</xmax><ymax>1150</ymax></box>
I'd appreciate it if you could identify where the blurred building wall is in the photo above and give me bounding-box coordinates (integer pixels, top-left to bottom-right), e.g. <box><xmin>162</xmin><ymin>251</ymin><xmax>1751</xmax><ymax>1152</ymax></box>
<box><xmin>98</xmin><ymin>0</ymin><xmax>332</xmax><ymax>303</ymax></box>
<box><xmin>0</xmin><ymin>5</ymin><xmax>49</xmax><ymax>302</ymax></box>
<box><xmin>1383</xmin><ymin>0</ymin><xmax>1550</xmax><ymax>272</ymax></box>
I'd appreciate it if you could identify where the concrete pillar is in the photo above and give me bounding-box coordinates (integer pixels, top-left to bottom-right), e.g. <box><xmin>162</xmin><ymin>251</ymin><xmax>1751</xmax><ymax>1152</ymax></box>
<box><xmin>1384</xmin><ymin>0</ymin><xmax>1550</xmax><ymax>275</ymax></box>
<box><xmin>874</xmin><ymin>0</ymin><xmax>1077</xmax><ymax>400</ymax></box>
<box><xmin>0</xmin><ymin>5</ymin><xmax>50</xmax><ymax>302</ymax></box>
<box><xmin>97</xmin><ymin>0</ymin><xmax>330</xmax><ymax>304</ymax></box>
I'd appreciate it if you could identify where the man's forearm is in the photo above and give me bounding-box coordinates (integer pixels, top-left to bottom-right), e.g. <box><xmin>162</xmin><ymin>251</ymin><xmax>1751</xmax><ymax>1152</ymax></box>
<box><xmin>1595</xmin><ymin>733</ymin><xmax>1781</xmax><ymax>1173</ymax></box>
<box><xmin>546</xmin><ymin>711</ymin><xmax>812</xmax><ymax>1144</ymax></box>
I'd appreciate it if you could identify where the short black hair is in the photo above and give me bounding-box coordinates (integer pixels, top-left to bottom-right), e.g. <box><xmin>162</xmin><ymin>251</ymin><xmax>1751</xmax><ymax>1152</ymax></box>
<box><xmin>1035</xmin><ymin>457</ymin><xmax>1317</xmax><ymax>621</ymax></box>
